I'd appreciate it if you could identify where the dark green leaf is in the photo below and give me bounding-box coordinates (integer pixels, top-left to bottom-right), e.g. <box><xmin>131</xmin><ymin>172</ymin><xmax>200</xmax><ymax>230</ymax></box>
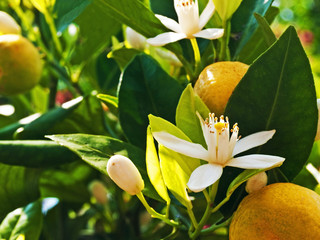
<box><xmin>0</xmin><ymin>201</ymin><xmax>43</xmax><ymax>240</ymax></box>
<box><xmin>40</xmin><ymin>163</ymin><xmax>91</xmax><ymax>202</ymax></box>
<box><xmin>108</xmin><ymin>48</ymin><xmax>141</xmax><ymax>70</ymax></box>
<box><xmin>47</xmin><ymin>134</ymin><xmax>162</xmax><ymax>201</ymax></box>
<box><xmin>119</xmin><ymin>54</ymin><xmax>183</xmax><ymax>149</ymax></box>
<box><xmin>253</xmin><ymin>13</ymin><xmax>277</xmax><ymax>46</ymax></box>
<box><xmin>0</xmin><ymin>164</ymin><xmax>41</xmax><ymax>220</ymax></box>
<box><xmin>0</xmin><ymin>140</ymin><xmax>79</xmax><ymax>168</ymax></box>
<box><xmin>237</xmin><ymin>6</ymin><xmax>279</xmax><ymax>64</ymax></box>
<box><xmin>230</xmin><ymin>0</ymin><xmax>273</xmax><ymax>58</ymax></box>
<box><xmin>73</xmin><ymin>1</ymin><xmax>121</xmax><ymax>63</ymax></box>
<box><xmin>226</xmin><ymin>26</ymin><xmax>317</xmax><ymax>181</ymax></box>
<box><xmin>54</xmin><ymin>0</ymin><xmax>92</xmax><ymax>31</ymax></box>
<box><xmin>14</xmin><ymin>97</ymin><xmax>83</xmax><ymax>140</ymax></box>
<box><xmin>218</xmin><ymin>26</ymin><xmax>317</xmax><ymax>218</ymax></box>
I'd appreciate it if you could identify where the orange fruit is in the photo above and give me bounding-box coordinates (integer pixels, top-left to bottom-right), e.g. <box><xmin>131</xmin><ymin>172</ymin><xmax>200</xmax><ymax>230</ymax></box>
<box><xmin>194</xmin><ymin>61</ymin><xmax>248</xmax><ymax>116</ymax></box>
<box><xmin>229</xmin><ymin>183</ymin><xmax>320</xmax><ymax>240</ymax></box>
<box><xmin>0</xmin><ymin>34</ymin><xmax>42</xmax><ymax>95</ymax></box>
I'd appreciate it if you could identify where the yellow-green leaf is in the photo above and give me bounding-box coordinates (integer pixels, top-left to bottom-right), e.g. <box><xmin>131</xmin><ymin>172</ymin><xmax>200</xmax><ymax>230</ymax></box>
<box><xmin>146</xmin><ymin>126</ymin><xmax>170</xmax><ymax>204</ymax></box>
<box><xmin>159</xmin><ymin>146</ymin><xmax>192</xmax><ymax>209</ymax></box>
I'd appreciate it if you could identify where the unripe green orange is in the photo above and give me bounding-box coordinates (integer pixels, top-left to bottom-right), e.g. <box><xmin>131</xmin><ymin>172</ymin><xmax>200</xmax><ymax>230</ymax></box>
<box><xmin>0</xmin><ymin>34</ymin><xmax>42</xmax><ymax>95</ymax></box>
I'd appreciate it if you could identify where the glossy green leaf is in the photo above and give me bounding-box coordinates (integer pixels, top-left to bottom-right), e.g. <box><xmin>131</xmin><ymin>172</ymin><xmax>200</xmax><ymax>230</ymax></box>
<box><xmin>146</xmin><ymin>126</ymin><xmax>170</xmax><ymax>203</ymax></box>
<box><xmin>230</xmin><ymin>0</ymin><xmax>272</xmax><ymax>58</ymax></box>
<box><xmin>0</xmin><ymin>140</ymin><xmax>79</xmax><ymax>168</ymax></box>
<box><xmin>14</xmin><ymin>97</ymin><xmax>83</xmax><ymax>140</ymax></box>
<box><xmin>175</xmin><ymin>84</ymin><xmax>210</xmax><ymax>146</ymax></box>
<box><xmin>47</xmin><ymin>134</ymin><xmax>161</xmax><ymax>201</ymax></box>
<box><xmin>73</xmin><ymin>1</ymin><xmax>121</xmax><ymax>63</ymax></box>
<box><xmin>237</xmin><ymin>6</ymin><xmax>279</xmax><ymax>64</ymax></box>
<box><xmin>0</xmin><ymin>164</ymin><xmax>41</xmax><ymax>219</ymax></box>
<box><xmin>159</xmin><ymin>146</ymin><xmax>192</xmax><ymax>209</ymax></box>
<box><xmin>54</xmin><ymin>0</ymin><xmax>91</xmax><ymax>31</ymax></box>
<box><xmin>253</xmin><ymin>13</ymin><xmax>276</xmax><ymax>46</ymax></box>
<box><xmin>108</xmin><ymin>48</ymin><xmax>141</xmax><ymax>70</ymax></box>
<box><xmin>149</xmin><ymin>114</ymin><xmax>200</xmax><ymax>172</ymax></box>
<box><xmin>97</xmin><ymin>94</ymin><xmax>118</xmax><ymax>108</ymax></box>
<box><xmin>225</xmin><ymin>26</ymin><xmax>317</xmax><ymax>181</ymax></box>
<box><xmin>119</xmin><ymin>54</ymin><xmax>183</xmax><ymax>149</ymax></box>
<box><xmin>0</xmin><ymin>201</ymin><xmax>43</xmax><ymax>240</ymax></box>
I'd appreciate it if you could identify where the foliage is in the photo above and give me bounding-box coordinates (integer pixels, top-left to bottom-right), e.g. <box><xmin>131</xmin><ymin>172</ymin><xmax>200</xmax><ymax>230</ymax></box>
<box><xmin>0</xmin><ymin>0</ymin><xmax>318</xmax><ymax>239</ymax></box>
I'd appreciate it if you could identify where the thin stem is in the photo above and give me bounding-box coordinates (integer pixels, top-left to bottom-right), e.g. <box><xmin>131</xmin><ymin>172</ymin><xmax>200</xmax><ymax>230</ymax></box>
<box><xmin>190</xmin><ymin>201</ymin><xmax>212</xmax><ymax>240</ymax></box>
<box><xmin>44</xmin><ymin>10</ymin><xmax>63</xmax><ymax>54</ymax></box>
<box><xmin>136</xmin><ymin>192</ymin><xmax>179</xmax><ymax>227</ymax></box>
<box><xmin>203</xmin><ymin>189</ymin><xmax>211</xmax><ymax>203</ymax></box>
<box><xmin>190</xmin><ymin>38</ymin><xmax>201</xmax><ymax>80</ymax></box>
<box><xmin>218</xmin><ymin>20</ymin><xmax>231</xmax><ymax>61</ymax></box>
<box><xmin>187</xmin><ymin>207</ymin><xmax>198</xmax><ymax>229</ymax></box>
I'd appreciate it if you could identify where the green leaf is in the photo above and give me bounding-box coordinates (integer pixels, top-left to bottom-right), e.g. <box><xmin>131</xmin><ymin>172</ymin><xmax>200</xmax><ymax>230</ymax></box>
<box><xmin>225</xmin><ymin>26</ymin><xmax>317</xmax><ymax>181</ymax></box>
<box><xmin>230</xmin><ymin>0</ymin><xmax>272</xmax><ymax>58</ymax></box>
<box><xmin>47</xmin><ymin>134</ymin><xmax>161</xmax><ymax>201</ymax></box>
<box><xmin>40</xmin><ymin>163</ymin><xmax>91</xmax><ymax>202</ymax></box>
<box><xmin>0</xmin><ymin>201</ymin><xmax>43</xmax><ymax>240</ymax></box>
<box><xmin>0</xmin><ymin>140</ymin><xmax>79</xmax><ymax>168</ymax></box>
<box><xmin>253</xmin><ymin>13</ymin><xmax>277</xmax><ymax>46</ymax></box>
<box><xmin>0</xmin><ymin>164</ymin><xmax>41</xmax><ymax>219</ymax></box>
<box><xmin>159</xmin><ymin>146</ymin><xmax>192</xmax><ymax>209</ymax></box>
<box><xmin>97</xmin><ymin>94</ymin><xmax>118</xmax><ymax>108</ymax></box>
<box><xmin>54</xmin><ymin>0</ymin><xmax>91</xmax><ymax>31</ymax></box>
<box><xmin>175</xmin><ymin>84</ymin><xmax>210</xmax><ymax>146</ymax></box>
<box><xmin>73</xmin><ymin>0</ymin><xmax>121</xmax><ymax>63</ymax></box>
<box><xmin>14</xmin><ymin>97</ymin><xmax>83</xmax><ymax>140</ymax></box>
<box><xmin>237</xmin><ymin>6</ymin><xmax>279</xmax><ymax>64</ymax></box>
<box><xmin>108</xmin><ymin>48</ymin><xmax>141</xmax><ymax>70</ymax></box>
<box><xmin>149</xmin><ymin>114</ymin><xmax>200</xmax><ymax>173</ymax></box>
<box><xmin>146</xmin><ymin>126</ymin><xmax>170</xmax><ymax>204</ymax></box>
<box><xmin>119</xmin><ymin>54</ymin><xmax>183</xmax><ymax>149</ymax></box>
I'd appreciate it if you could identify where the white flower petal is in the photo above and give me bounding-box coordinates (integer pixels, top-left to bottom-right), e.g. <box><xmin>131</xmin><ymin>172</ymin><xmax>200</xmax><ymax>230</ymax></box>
<box><xmin>199</xmin><ymin>0</ymin><xmax>215</xmax><ymax>29</ymax></box>
<box><xmin>147</xmin><ymin>32</ymin><xmax>186</xmax><ymax>46</ymax></box>
<box><xmin>152</xmin><ymin>131</ymin><xmax>209</xmax><ymax>160</ymax></box>
<box><xmin>155</xmin><ymin>14</ymin><xmax>181</xmax><ymax>33</ymax></box>
<box><xmin>226</xmin><ymin>154</ymin><xmax>285</xmax><ymax>169</ymax></box>
<box><xmin>232</xmin><ymin>130</ymin><xmax>276</xmax><ymax>156</ymax></box>
<box><xmin>193</xmin><ymin>28</ymin><xmax>224</xmax><ymax>39</ymax></box>
<box><xmin>187</xmin><ymin>163</ymin><xmax>223</xmax><ymax>192</ymax></box>
<box><xmin>196</xmin><ymin>112</ymin><xmax>210</xmax><ymax>145</ymax></box>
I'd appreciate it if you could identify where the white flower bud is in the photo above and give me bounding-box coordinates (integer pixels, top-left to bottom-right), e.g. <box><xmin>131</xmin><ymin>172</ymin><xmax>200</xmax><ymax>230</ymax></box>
<box><xmin>107</xmin><ymin>155</ymin><xmax>144</xmax><ymax>195</ymax></box>
<box><xmin>0</xmin><ymin>11</ymin><xmax>21</xmax><ymax>35</ymax></box>
<box><xmin>315</xmin><ymin>99</ymin><xmax>320</xmax><ymax>141</ymax></box>
<box><xmin>245</xmin><ymin>171</ymin><xmax>268</xmax><ymax>194</ymax></box>
<box><xmin>125</xmin><ymin>27</ymin><xmax>147</xmax><ymax>50</ymax></box>
<box><xmin>88</xmin><ymin>180</ymin><xmax>108</xmax><ymax>204</ymax></box>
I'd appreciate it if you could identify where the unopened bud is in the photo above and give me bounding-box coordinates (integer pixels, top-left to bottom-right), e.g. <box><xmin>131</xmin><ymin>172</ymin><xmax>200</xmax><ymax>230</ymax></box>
<box><xmin>245</xmin><ymin>171</ymin><xmax>268</xmax><ymax>194</ymax></box>
<box><xmin>315</xmin><ymin>99</ymin><xmax>320</xmax><ymax>141</ymax></box>
<box><xmin>125</xmin><ymin>27</ymin><xmax>147</xmax><ymax>50</ymax></box>
<box><xmin>0</xmin><ymin>11</ymin><xmax>21</xmax><ymax>35</ymax></box>
<box><xmin>107</xmin><ymin>155</ymin><xmax>144</xmax><ymax>195</ymax></box>
<box><xmin>88</xmin><ymin>180</ymin><xmax>108</xmax><ymax>204</ymax></box>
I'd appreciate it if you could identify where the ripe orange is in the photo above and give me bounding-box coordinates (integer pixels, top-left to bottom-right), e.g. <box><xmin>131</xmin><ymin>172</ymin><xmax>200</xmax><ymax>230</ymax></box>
<box><xmin>0</xmin><ymin>34</ymin><xmax>42</xmax><ymax>95</ymax></box>
<box><xmin>229</xmin><ymin>183</ymin><xmax>320</xmax><ymax>240</ymax></box>
<box><xmin>194</xmin><ymin>61</ymin><xmax>248</xmax><ymax>116</ymax></box>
